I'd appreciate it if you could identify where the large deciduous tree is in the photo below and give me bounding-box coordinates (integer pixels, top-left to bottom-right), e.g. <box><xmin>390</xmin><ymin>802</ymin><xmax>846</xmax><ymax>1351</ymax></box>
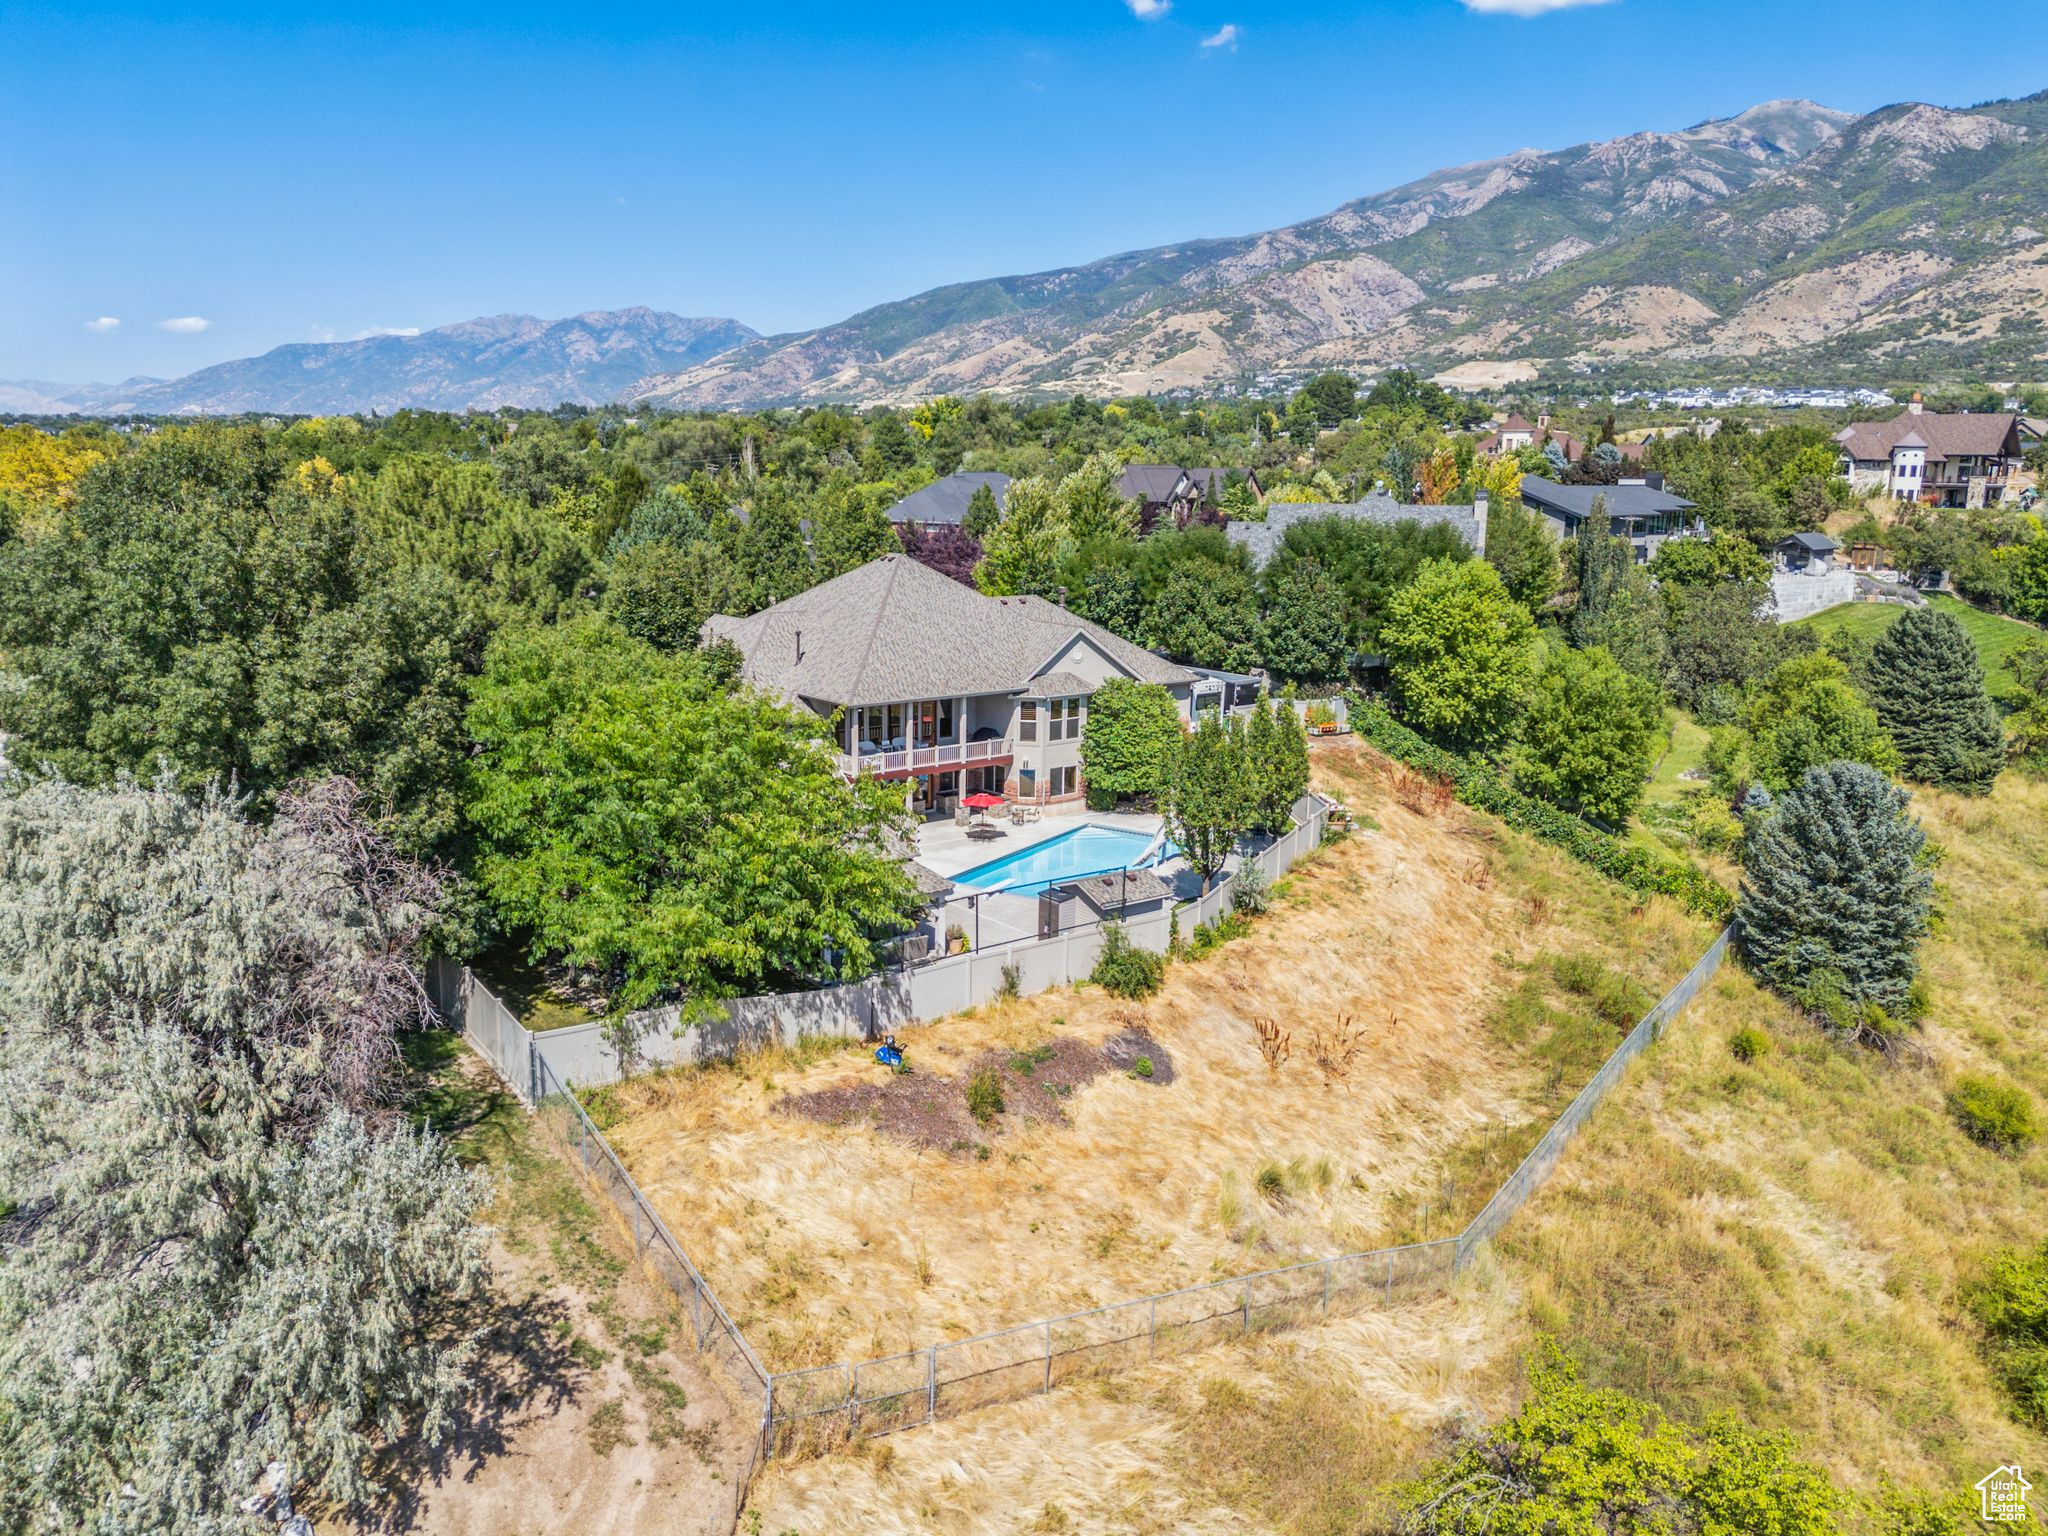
<box><xmin>1161</xmin><ymin>714</ymin><xmax>1249</xmax><ymax>893</ymax></box>
<box><xmin>1511</xmin><ymin>645</ymin><xmax>1663</xmax><ymax>825</ymax></box>
<box><xmin>1259</xmin><ymin>557</ymin><xmax>1350</xmax><ymax>682</ymax></box>
<box><xmin>1080</xmin><ymin>678</ymin><xmax>1184</xmax><ymax>809</ymax></box>
<box><xmin>1379</xmin><ymin>557</ymin><xmax>1537</xmax><ymax>750</ymax></box>
<box><xmin>1742</xmin><ymin>653</ymin><xmax>1900</xmax><ymax>792</ymax></box>
<box><xmin>0</xmin><ymin>776</ymin><xmax>490</xmax><ymax>1533</ymax></box>
<box><xmin>1737</xmin><ymin>760</ymin><xmax>1931</xmax><ymax>1015</ymax></box>
<box><xmin>463</xmin><ymin>617</ymin><xmax>922</xmax><ymax>1014</ymax></box>
<box><xmin>1863</xmin><ymin>606</ymin><xmax>2004</xmax><ymax>794</ymax></box>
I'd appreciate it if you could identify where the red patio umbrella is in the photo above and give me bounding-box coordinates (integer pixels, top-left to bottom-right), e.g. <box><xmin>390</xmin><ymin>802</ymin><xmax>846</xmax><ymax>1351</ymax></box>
<box><xmin>961</xmin><ymin>791</ymin><xmax>1004</xmax><ymax>830</ymax></box>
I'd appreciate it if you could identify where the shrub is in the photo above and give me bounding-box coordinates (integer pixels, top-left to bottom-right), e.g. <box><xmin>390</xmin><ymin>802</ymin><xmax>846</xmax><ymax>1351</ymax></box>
<box><xmin>1950</xmin><ymin>1074</ymin><xmax>2039</xmax><ymax>1152</ymax></box>
<box><xmin>1729</xmin><ymin>1025</ymin><xmax>1770</xmax><ymax>1062</ymax></box>
<box><xmin>1966</xmin><ymin>1242</ymin><xmax>2048</xmax><ymax>1427</ymax></box>
<box><xmin>1091</xmin><ymin>920</ymin><xmax>1165</xmax><ymax>999</ymax></box>
<box><xmin>1350</xmin><ymin>696</ymin><xmax>1734</xmax><ymax>921</ymax></box>
<box><xmin>1254</xmin><ymin>1162</ymin><xmax>1288</xmax><ymax>1201</ymax></box>
<box><xmin>1130</xmin><ymin>1055</ymin><xmax>1155</xmax><ymax>1079</ymax></box>
<box><xmin>1230</xmin><ymin>856</ymin><xmax>1271</xmax><ymax>916</ymax></box>
<box><xmin>966</xmin><ymin>1066</ymin><xmax>1005</xmax><ymax>1127</ymax></box>
<box><xmin>997</xmin><ymin>962</ymin><xmax>1021</xmax><ymax>999</ymax></box>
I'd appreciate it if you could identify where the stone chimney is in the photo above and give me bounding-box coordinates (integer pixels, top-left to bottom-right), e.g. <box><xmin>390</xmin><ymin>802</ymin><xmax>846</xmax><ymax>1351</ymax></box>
<box><xmin>1472</xmin><ymin>490</ymin><xmax>1490</xmax><ymax>554</ymax></box>
<box><xmin>1909</xmin><ymin>392</ymin><xmax>1924</xmax><ymax>416</ymax></box>
<box><xmin>1537</xmin><ymin>410</ymin><xmax>1552</xmax><ymax>433</ymax></box>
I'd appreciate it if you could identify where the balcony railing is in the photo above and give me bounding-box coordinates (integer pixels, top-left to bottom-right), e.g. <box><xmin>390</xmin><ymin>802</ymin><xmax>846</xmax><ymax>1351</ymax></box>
<box><xmin>836</xmin><ymin>736</ymin><xmax>1012</xmax><ymax>780</ymax></box>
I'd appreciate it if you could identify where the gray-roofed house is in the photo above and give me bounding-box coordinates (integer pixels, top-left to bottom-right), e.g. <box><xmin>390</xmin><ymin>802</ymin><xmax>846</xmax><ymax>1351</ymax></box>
<box><xmin>1225</xmin><ymin>490</ymin><xmax>1489</xmax><ymax>569</ymax></box>
<box><xmin>884</xmin><ymin>471</ymin><xmax>1012</xmax><ymax>528</ymax></box>
<box><xmin>1772</xmin><ymin>531</ymin><xmax>1841</xmax><ymax>574</ymax></box>
<box><xmin>1834</xmin><ymin>397</ymin><xmax>2025</xmax><ymax>507</ymax></box>
<box><xmin>1119</xmin><ymin>463</ymin><xmax>1262</xmax><ymax>532</ymax></box>
<box><xmin>1519</xmin><ymin>474</ymin><xmax>1702</xmax><ymax>562</ymax></box>
<box><xmin>703</xmin><ymin>554</ymin><xmax>1197</xmax><ymax>816</ymax></box>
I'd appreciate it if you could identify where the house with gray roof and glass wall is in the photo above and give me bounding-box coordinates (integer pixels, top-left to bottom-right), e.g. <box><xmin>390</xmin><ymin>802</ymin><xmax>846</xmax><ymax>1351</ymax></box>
<box><xmin>702</xmin><ymin>554</ymin><xmax>1198</xmax><ymax>816</ymax></box>
<box><xmin>1518</xmin><ymin>475</ymin><xmax>1702</xmax><ymax>562</ymax></box>
<box><xmin>884</xmin><ymin>471</ymin><xmax>1011</xmax><ymax>528</ymax></box>
<box><xmin>1225</xmin><ymin>490</ymin><xmax>1489</xmax><ymax>568</ymax></box>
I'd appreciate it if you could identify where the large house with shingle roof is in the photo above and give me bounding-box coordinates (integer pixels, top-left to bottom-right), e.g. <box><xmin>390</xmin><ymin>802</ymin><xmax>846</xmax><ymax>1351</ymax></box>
<box><xmin>1226</xmin><ymin>490</ymin><xmax>1489</xmax><ymax>568</ymax></box>
<box><xmin>703</xmin><ymin>554</ymin><xmax>1198</xmax><ymax>815</ymax></box>
<box><xmin>1835</xmin><ymin>399</ymin><xmax>2024</xmax><ymax>507</ymax></box>
<box><xmin>1118</xmin><ymin>463</ymin><xmax>1262</xmax><ymax>532</ymax></box>
<box><xmin>884</xmin><ymin>471</ymin><xmax>1011</xmax><ymax>529</ymax></box>
<box><xmin>1520</xmin><ymin>475</ymin><xmax>1702</xmax><ymax>562</ymax></box>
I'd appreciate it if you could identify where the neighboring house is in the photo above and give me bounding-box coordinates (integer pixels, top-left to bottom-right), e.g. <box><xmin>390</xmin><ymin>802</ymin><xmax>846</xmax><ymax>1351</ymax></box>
<box><xmin>1519</xmin><ymin>475</ymin><xmax>1702</xmax><ymax>562</ymax></box>
<box><xmin>1477</xmin><ymin>411</ymin><xmax>1645</xmax><ymax>464</ymax></box>
<box><xmin>1118</xmin><ymin>463</ymin><xmax>1262</xmax><ymax>532</ymax></box>
<box><xmin>1772</xmin><ymin>531</ymin><xmax>1840</xmax><ymax>574</ymax></box>
<box><xmin>703</xmin><ymin>554</ymin><xmax>1197</xmax><ymax>815</ymax></box>
<box><xmin>1226</xmin><ymin>490</ymin><xmax>1489</xmax><ymax>568</ymax></box>
<box><xmin>884</xmin><ymin>471</ymin><xmax>1011</xmax><ymax>528</ymax></box>
<box><xmin>1834</xmin><ymin>396</ymin><xmax>2025</xmax><ymax>507</ymax></box>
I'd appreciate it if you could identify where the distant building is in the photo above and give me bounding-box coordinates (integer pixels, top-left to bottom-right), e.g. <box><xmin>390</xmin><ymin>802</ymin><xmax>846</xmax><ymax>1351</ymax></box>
<box><xmin>885</xmin><ymin>471</ymin><xmax>1011</xmax><ymax>528</ymax></box>
<box><xmin>1118</xmin><ymin>464</ymin><xmax>1262</xmax><ymax>532</ymax></box>
<box><xmin>1834</xmin><ymin>396</ymin><xmax>2025</xmax><ymax>507</ymax></box>
<box><xmin>1225</xmin><ymin>491</ymin><xmax>1489</xmax><ymax>568</ymax></box>
<box><xmin>1772</xmin><ymin>531</ymin><xmax>1840</xmax><ymax>574</ymax></box>
<box><xmin>1477</xmin><ymin>410</ymin><xmax>1645</xmax><ymax>464</ymax></box>
<box><xmin>1519</xmin><ymin>474</ymin><xmax>1702</xmax><ymax>562</ymax></box>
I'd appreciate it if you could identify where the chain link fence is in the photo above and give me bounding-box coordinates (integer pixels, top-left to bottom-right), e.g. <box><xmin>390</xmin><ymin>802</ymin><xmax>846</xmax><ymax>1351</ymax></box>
<box><xmin>435</xmin><ymin>917</ymin><xmax>1730</xmax><ymax>1504</ymax></box>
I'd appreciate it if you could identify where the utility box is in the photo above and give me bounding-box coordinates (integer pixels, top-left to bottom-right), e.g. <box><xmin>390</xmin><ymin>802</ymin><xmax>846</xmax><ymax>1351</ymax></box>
<box><xmin>1038</xmin><ymin>886</ymin><xmax>1079</xmax><ymax>939</ymax></box>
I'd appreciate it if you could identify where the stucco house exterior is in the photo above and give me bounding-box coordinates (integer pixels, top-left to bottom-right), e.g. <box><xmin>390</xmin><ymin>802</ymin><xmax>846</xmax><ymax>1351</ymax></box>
<box><xmin>1834</xmin><ymin>398</ymin><xmax>2025</xmax><ymax>507</ymax></box>
<box><xmin>703</xmin><ymin>554</ymin><xmax>1197</xmax><ymax>815</ymax></box>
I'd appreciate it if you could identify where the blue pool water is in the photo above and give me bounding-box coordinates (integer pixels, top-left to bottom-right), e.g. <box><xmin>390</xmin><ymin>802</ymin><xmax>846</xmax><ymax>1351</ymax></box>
<box><xmin>953</xmin><ymin>824</ymin><xmax>1169</xmax><ymax>897</ymax></box>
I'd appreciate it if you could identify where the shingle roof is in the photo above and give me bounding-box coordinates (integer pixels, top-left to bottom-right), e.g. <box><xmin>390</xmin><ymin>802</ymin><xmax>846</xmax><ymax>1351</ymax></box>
<box><xmin>1226</xmin><ymin>492</ymin><xmax>1486</xmax><ymax>567</ymax></box>
<box><xmin>1119</xmin><ymin>464</ymin><xmax>1191</xmax><ymax>502</ymax></box>
<box><xmin>1519</xmin><ymin>477</ymin><xmax>1695</xmax><ymax>521</ymax></box>
<box><xmin>886</xmin><ymin>471</ymin><xmax>1011</xmax><ymax>527</ymax></box>
<box><xmin>1778</xmin><ymin>531</ymin><xmax>1840</xmax><ymax>553</ymax></box>
<box><xmin>1834</xmin><ymin>410</ymin><xmax>2021</xmax><ymax>464</ymax></box>
<box><xmin>1066</xmin><ymin>868</ymin><xmax>1174</xmax><ymax>911</ymax></box>
<box><xmin>1020</xmin><ymin>670</ymin><xmax>1090</xmax><ymax>700</ymax></box>
<box><xmin>703</xmin><ymin>555</ymin><xmax>1195</xmax><ymax>708</ymax></box>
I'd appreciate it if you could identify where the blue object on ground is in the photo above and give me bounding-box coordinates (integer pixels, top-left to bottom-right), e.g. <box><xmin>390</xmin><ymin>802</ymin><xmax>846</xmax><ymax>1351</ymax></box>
<box><xmin>875</xmin><ymin>1044</ymin><xmax>903</xmax><ymax>1067</ymax></box>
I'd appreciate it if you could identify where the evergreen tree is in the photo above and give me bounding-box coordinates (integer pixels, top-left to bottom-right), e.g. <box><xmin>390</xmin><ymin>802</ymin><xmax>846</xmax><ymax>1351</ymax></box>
<box><xmin>1738</xmin><ymin>760</ymin><xmax>1931</xmax><ymax>1014</ymax></box>
<box><xmin>1570</xmin><ymin>518</ymin><xmax>1666</xmax><ymax>681</ymax></box>
<box><xmin>961</xmin><ymin>482</ymin><xmax>1002</xmax><ymax>538</ymax></box>
<box><xmin>0</xmin><ymin>777</ymin><xmax>490</xmax><ymax>1529</ymax></box>
<box><xmin>1161</xmin><ymin>714</ymin><xmax>1249</xmax><ymax>892</ymax></box>
<box><xmin>1864</xmin><ymin>607</ymin><xmax>2004</xmax><ymax>793</ymax></box>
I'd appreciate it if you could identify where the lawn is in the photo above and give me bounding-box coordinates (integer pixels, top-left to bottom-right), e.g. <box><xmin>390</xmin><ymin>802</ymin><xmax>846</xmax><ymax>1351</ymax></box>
<box><xmin>1793</xmin><ymin>593</ymin><xmax>2038</xmax><ymax>700</ymax></box>
<box><xmin>596</xmin><ymin>744</ymin><xmax>1714</xmax><ymax>1376</ymax></box>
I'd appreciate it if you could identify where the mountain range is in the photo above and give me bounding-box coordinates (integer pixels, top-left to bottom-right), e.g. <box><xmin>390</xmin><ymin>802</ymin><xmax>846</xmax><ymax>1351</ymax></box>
<box><xmin>8</xmin><ymin>89</ymin><xmax>2044</xmax><ymax>417</ymax></box>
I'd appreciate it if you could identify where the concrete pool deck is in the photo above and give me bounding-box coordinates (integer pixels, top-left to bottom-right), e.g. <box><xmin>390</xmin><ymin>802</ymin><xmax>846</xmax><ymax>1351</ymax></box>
<box><xmin>912</xmin><ymin>806</ymin><xmax>1165</xmax><ymax>881</ymax></box>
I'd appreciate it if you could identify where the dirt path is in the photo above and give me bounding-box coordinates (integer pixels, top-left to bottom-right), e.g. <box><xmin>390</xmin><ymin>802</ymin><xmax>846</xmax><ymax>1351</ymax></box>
<box><xmin>340</xmin><ymin>1043</ymin><xmax>757</xmax><ymax>1536</ymax></box>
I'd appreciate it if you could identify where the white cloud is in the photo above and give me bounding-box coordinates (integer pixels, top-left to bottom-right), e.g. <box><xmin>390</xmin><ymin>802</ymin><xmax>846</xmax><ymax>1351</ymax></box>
<box><xmin>82</xmin><ymin>316</ymin><xmax>121</xmax><ymax>333</ymax></box>
<box><xmin>1125</xmin><ymin>0</ymin><xmax>1170</xmax><ymax>17</ymax></box>
<box><xmin>353</xmin><ymin>326</ymin><xmax>420</xmax><ymax>339</ymax></box>
<box><xmin>1460</xmin><ymin>0</ymin><xmax>1616</xmax><ymax>14</ymax></box>
<box><xmin>1200</xmin><ymin>22</ymin><xmax>1240</xmax><ymax>48</ymax></box>
<box><xmin>157</xmin><ymin>316</ymin><xmax>212</xmax><ymax>334</ymax></box>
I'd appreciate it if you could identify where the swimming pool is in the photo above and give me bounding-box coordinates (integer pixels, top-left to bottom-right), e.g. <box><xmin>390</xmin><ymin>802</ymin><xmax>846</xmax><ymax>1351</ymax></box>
<box><xmin>952</xmin><ymin>824</ymin><xmax>1170</xmax><ymax>897</ymax></box>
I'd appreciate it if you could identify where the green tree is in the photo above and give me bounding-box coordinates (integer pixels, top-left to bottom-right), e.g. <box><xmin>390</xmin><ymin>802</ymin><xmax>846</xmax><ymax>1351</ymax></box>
<box><xmin>2007</xmin><ymin>638</ymin><xmax>2048</xmax><ymax>774</ymax></box>
<box><xmin>1512</xmin><ymin>645</ymin><xmax>1663</xmax><ymax>824</ymax></box>
<box><xmin>1863</xmin><ymin>606</ymin><xmax>2004</xmax><ymax>793</ymax></box>
<box><xmin>1570</xmin><ymin>521</ymin><xmax>1667</xmax><ymax>682</ymax></box>
<box><xmin>1161</xmin><ymin>714</ymin><xmax>1249</xmax><ymax>893</ymax></box>
<box><xmin>1743</xmin><ymin>654</ymin><xmax>1900</xmax><ymax>791</ymax></box>
<box><xmin>1079</xmin><ymin>678</ymin><xmax>1184</xmax><ymax>808</ymax></box>
<box><xmin>464</xmin><ymin>617</ymin><xmax>922</xmax><ymax>1015</ymax></box>
<box><xmin>1738</xmin><ymin>760</ymin><xmax>1931</xmax><ymax>1014</ymax></box>
<box><xmin>974</xmin><ymin>474</ymin><xmax>1068</xmax><ymax>596</ymax></box>
<box><xmin>1649</xmin><ymin>530</ymin><xmax>1772</xmax><ymax>587</ymax></box>
<box><xmin>1398</xmin><ymin>1341</ymin><xmax>1837</xmax><ymax>1536</ymax></box>
<box><xmin>1293</xmin><ymin>372</ymin><xmax>1359</xmax><ymax>429</ymax></box>
<box><xmin>1243</xmin><ymin>696</ymin><xmax>1309</xmax><ymax>834</ymax></box>
<box><xmin>1484</xmin><ymin>495</ymin><xmax>1561</xmax><ymax>613</ymax></box>
<box><xmin>809</xmin><ymin>481</ymin><xmax>901</xmax><ymax>579</ymax></box>
<box><xmin>1259</xmin><ymin>556</ymin><xmax>1350</xmax><ymax>681</ymax></box>
<box><xmin>1965</xmin><ymin>1241</ymin><xmax>2048</xmax><ymax>1429</ymax></box>
<box><xmin>1149</xmin><ymin>560</ymin><xmax>1261</xmax><ymax>670</ymax></box>
<box><xmin>961</xmin><ymin>481</ymin><xmax>1003</xmax><ymax>538</ymax></box>
<box><xmin>601</xmin><ymin>539</ymin><xmax>742</xmax><ymax>650</ymax></box>
<box><xmin>1379</xmin><ymin>557</ymin><xmax>1538</xmax><ymax>750</ymax></box>
<box><xmin>1660</xmin><ymin>577</ymin><xmax>1788</xmax><ymax>721</ymax></box>
<box><xmin>0</xmin><ymin>777</ymin><xmax>489</xmax><ymax>1532</ymax></box>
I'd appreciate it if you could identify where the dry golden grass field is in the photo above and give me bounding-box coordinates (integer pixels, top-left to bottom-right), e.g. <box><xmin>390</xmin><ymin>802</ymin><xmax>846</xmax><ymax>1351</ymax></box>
<box><xmin>729</xmin><ymin>766</ymin><xmax>2048</xmax><ymax>1536</ymax></box>
<box><xmin>598</xmin><ymin>745</ymin><xmax>1712</xmax><ymax>1377</ymax></box>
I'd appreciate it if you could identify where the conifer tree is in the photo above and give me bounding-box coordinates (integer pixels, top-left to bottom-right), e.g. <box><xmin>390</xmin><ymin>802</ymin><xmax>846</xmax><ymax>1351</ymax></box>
<box><xmin>1737</xmin><ymin>760</ymin><xmax>1931</xmax><ymax>1014</ymax></box>
<box><xmin>1864</xmin><ymin>606</ymin><xmax>2004</xmax><ymax>794</ymax></box>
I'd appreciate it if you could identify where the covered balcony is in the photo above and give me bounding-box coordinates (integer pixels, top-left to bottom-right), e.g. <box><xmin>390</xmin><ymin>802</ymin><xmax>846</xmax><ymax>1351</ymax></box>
<box><xmin>834</xmin><ymin>696</ymin><xmax>1013</xmax><ymax>789</ymax></box>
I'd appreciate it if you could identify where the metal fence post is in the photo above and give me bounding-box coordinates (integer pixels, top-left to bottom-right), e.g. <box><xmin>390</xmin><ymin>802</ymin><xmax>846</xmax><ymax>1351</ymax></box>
<box><xmin>1241</xmin><ymin>1282</ymin><xmax>1250</xmax><ymax>1334</ymax></box>
<box><xmin>1323</xmin><ymin>1260</ymin><xmax>1332</xmax><ymax>1315</ymax></box>
<box><xmin>1385</xmin><ymin>1254</ymin><xmax>1394</xmax><ymax>1302</ymax></box>
<box><xmin>926</xmin><ymin>1346</ymin><xmax>938</xmax><ymax>1424</ymax></box>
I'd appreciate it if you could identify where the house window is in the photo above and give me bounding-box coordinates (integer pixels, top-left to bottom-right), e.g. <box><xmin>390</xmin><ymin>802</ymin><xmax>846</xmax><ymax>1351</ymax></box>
<box><xmin>1065</xmin><ymin>696</ymin><xmax>1084</xmax><ymax>740</ymax></box>
<box><xmin>1050</xmin><ymin>765</ymin><xmax>1077</xmax><ymax>798</ymax></box>
<box><xmin>937</xmin><ymin>698</ymin><xmax>956</xmax><ymax>740</ymax></box>
<box><xmin>1018</xmin><ymin>767</ymin><xmax>1036</xmax><ymax>798</ymax></box>
<box><xmin>1019</xmin><ymin>701</ymin><xmax>1038</xmax><ymax>742</ymax></box>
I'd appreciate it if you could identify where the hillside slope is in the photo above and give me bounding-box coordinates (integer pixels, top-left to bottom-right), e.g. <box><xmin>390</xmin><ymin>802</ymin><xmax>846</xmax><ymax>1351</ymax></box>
<box><xmin>94</xmin><ymin>309</ymin><xmax>760</xmax><ymax>416</ymax></box>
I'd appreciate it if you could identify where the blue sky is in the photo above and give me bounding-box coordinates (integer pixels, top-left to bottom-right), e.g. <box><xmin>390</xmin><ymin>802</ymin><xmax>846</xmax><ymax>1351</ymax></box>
<box><xmin>2</xmin><ymin>0</ymin><xmax>2041</xmax><ymax>383</ymax></box>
